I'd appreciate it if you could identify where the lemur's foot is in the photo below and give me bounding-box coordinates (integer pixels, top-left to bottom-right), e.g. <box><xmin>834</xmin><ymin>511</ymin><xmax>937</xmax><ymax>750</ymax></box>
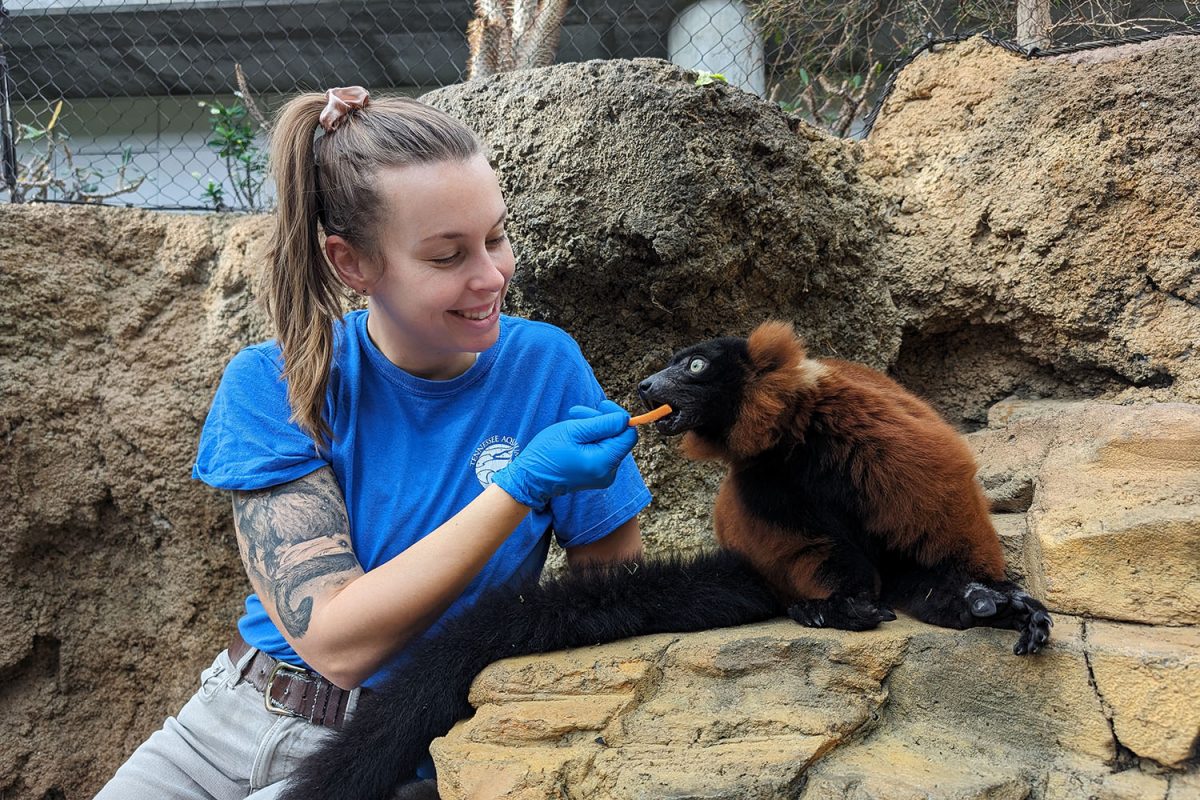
<box><xmin>787</xmin><ymin>595</ymin><xmax>896</xmax><ymax>631</ymax></box>
<box><xmin>963</xmin><ymin>583</ymin><xmax>1053</xmax><ymax>655</ymax></box>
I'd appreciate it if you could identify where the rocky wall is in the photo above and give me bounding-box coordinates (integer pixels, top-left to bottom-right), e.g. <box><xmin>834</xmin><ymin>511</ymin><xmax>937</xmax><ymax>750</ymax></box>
<box><xmin>0</xmin><ymin>207</ymin><xmax>270</xmax><ymax>799</ymax></box>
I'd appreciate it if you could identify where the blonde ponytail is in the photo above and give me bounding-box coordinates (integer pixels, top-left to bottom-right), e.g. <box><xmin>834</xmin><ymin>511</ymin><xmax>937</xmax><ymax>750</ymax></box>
<box><xmin>264</xmin><ymin>93</ymin><xmax>344</xmax><ymax>446</ymax></box>
<box><xmin>262</xmin><ymin>91</ymin><xmax>482</xmax><ymax>446</ymax></box>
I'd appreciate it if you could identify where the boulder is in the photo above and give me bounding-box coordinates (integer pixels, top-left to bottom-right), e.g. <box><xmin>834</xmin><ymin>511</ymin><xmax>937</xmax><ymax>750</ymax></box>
<box><xmin>423</xmin><ymin>59</ymin><xmax>899</xmax><ymax>379</ymax></box>
<box><xmin>863</xmin><ymin>35</ymin><xmax>1200</xmax><ymax>426</ymax></box>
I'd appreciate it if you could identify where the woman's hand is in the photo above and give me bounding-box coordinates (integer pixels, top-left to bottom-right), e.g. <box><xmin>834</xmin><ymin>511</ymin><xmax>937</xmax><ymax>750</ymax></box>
<box><xmin>492</xmin><ymin>400</ymin><xmax>638</xmax><ymax>509</ymax></box>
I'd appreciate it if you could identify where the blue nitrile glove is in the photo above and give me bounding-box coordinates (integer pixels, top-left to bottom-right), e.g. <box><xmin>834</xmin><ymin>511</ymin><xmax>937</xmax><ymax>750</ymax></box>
<box><xmin>492</xmin><ymin>400</ymin><xmax>638</xmax><ymax>509</ymax></box>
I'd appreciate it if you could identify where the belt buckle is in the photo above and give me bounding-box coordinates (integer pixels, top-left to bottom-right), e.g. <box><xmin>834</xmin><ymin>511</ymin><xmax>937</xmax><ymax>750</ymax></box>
<box><xmin>263</xmin><ymin>660</ymin><xmax>310</xmax><ymax>717</ymax></box>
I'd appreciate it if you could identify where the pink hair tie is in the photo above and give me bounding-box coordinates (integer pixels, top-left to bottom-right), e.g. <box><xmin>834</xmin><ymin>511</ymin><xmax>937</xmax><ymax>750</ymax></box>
<box><xmin>319</xmin><ymin>86</ymin><xmax>370</xmax><ymax>132</ymax></box>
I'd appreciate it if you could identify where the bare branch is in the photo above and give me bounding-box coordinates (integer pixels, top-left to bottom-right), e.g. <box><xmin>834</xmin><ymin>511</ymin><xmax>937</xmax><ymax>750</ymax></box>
<box><xmin>235</xmin><ymin>64</ymin><xmax>271</xmax><ymax>133</ymax></box>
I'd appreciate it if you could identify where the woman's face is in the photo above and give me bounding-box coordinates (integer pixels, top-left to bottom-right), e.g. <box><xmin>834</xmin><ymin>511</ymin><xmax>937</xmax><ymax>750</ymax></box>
<box><xmin>363</xmin><ymin>154</ymin><xmax>515</xmax><ymax>380</ymax></box>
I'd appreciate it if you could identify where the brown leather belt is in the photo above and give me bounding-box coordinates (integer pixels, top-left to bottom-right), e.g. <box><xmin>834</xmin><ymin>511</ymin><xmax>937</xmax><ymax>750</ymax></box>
<box><xmin>229</xmin><ymin>633</ymin><xmax>354</xmax><ymax>730</ymax></box>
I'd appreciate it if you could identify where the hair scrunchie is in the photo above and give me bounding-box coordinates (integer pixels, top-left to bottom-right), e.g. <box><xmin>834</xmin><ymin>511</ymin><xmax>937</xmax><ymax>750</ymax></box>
<box><xmin>319</xmin><ymin>86</ymin><xmax>370</xmax><ymax>132</ymax></box>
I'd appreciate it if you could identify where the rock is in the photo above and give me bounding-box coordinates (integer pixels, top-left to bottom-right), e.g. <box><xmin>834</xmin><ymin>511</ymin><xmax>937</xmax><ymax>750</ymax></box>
<box><xmin>803</xmin><ymin>740</ymin><xmax>1034</xmax><ymax>800</ymax></box>
<box><xmin>432</xmin><ymin>620</ymin><xmax>915</xmax><ymax>800</ymax></box>
<box><xmin>423</xmin><ymin>59</ymin><xmax>898</xmax><ymax>379</ymax></box>
<box><xmin>1086</xmin><ymin>621</ymin><xmax>1200</xmax><ymax>768</ymax></box>
<box><xmin>0</xmin><ymin>204</ymin><xmax>268</xmax><ymax>800</ymax></box>
<box><xmin>1168</xmin><ymin>771</ymin><xmax>1200</xmax><ymax>800</ymax></box>
<box><xmin>992</xmin><ymin>512</ymin><xmax>1030</xmax><ymax>585</ymax></box>
<box><xmin>967</xmin><ymin>400</ymin><xmax>1200</xmax><ymax>625</ymax></box>
<box><xmin>1028</xmin><ymin>403</ymin><xmax>1200</xmax><ymax>625</ymax></box>
<box><xmin>430</xmin><ymin>615</ymin><xmax>1198</xmax><ymax>798</ymax></box>
<box><xmin>864</xmin><ymin>36</ymin><xmax>1200</xmax><ymax>426</ymax></box>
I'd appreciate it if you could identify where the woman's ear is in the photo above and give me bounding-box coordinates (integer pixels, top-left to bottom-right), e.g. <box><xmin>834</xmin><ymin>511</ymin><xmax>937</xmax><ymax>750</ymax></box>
<box><xmin>324</xmin><ymin>235</ymin><xmax>376</xmax><ymax>295</ymax></box>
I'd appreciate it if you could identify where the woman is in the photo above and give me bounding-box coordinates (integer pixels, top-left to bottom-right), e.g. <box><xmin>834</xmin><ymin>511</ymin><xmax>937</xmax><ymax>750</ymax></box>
<box><xmin>96</xmin><ymin>86</ymin><xmax>649</xmax><ymax>799</ymax></box>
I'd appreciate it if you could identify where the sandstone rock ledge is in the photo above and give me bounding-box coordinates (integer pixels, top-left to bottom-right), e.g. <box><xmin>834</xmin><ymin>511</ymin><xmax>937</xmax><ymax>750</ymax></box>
<box><xmin>432</xmin><ymin>616</ymin><xmax>1198</xmax><ymax>800</ymax></box>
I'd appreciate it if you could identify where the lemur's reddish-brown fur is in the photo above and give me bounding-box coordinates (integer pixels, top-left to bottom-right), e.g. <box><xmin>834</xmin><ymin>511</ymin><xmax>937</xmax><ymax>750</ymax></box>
<box><xmin>713</xmin><ymin>483</ymin><xmax>837</xmax><ymax>600</ymax></box>
<box><xmin>687</xmin><ymin>321</ymin><xmax>1006</xmax><ymax>603</ymax></box>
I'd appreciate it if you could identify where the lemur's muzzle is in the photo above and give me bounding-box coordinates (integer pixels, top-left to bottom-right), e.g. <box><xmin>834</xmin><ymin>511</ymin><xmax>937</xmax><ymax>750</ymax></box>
<box><xmin>636</xmin><ymin>370</ymin><xmax>686</xmax><ymax>435</ymax></box>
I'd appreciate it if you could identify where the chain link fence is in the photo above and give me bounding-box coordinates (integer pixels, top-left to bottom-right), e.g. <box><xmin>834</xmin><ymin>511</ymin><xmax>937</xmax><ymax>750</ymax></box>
<box><xmin>1</xmin><ymin>0</ymin><xmax>1197</xmax><ymax>211</ymax></box>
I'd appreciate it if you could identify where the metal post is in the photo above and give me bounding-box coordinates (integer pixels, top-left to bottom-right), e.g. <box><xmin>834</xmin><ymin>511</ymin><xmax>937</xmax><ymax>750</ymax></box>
<box><xmin>0</xmin><ymin>1</ymin><xmax>16</xmax><ymax>201</ymax></box>
<box><xmin>0</xmin><ymin>55</ymin><xmax>17</xmax><ymax>200</ymax></box>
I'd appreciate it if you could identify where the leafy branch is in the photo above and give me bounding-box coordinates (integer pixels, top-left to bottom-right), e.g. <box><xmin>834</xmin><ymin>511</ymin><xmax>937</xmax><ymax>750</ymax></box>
<box><xmin>196</xmin><ymin>91</ymin><xmax>267</xmax><ymax>211</ymax></box>
<box><xmin>14</xmin><ymin>100</ymin><xmax>144</xmax><ymax>202</ymax></box>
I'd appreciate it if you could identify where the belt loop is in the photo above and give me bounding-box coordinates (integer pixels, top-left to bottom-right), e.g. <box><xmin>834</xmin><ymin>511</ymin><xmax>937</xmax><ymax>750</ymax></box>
<box><xmin>232</xmin><ymin>644</ymin><xmax>257</xmax><ymax>675</ymax></box>
<box><xmin>228</xmin><ymin>632</ymin><xmax>258</xmax><ymax>686</ymax></box>
<box><xmin>344</xmin><ymin>686</ymin><xmax>362</xmax><ymax>723</ymax></box>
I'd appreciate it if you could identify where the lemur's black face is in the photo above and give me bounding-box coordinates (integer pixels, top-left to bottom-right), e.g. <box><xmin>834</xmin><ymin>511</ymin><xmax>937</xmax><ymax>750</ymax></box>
<box><xmin>637</xmin><ymin>336</ymin><xmax>751</xmax><ymax>438</ymax></box>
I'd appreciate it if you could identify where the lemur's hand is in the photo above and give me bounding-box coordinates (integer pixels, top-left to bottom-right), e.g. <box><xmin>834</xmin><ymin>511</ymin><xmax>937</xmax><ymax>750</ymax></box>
<box><xmin>492</xmin><ymin>400</ymin><xmax>637</xmax><ymax>509</ymax></box>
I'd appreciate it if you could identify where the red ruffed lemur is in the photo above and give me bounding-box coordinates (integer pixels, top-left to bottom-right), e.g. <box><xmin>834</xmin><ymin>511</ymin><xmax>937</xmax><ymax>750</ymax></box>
<box><xmin>282</xmin><ymin>321</ymin><xmax>1051</xmax><ymax>800</ymax></box>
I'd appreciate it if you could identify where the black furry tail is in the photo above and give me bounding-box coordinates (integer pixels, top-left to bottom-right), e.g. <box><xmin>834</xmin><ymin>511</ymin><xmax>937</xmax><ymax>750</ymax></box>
<box><xmin>279</xmin><ymin>548</ymin><xmax>780</xmax><ymax>800</ymax></box>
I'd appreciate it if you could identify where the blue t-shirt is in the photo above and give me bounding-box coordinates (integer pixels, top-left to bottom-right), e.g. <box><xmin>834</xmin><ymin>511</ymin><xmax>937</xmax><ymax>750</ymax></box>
<box><xmin>193</xmin><ymin>311</ymin><xmax>651</xmax><ymax>688</ymax></box>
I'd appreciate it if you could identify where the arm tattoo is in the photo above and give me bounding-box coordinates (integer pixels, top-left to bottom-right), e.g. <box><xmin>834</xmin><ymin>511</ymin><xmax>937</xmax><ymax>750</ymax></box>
<box><xmin>232</xmin><ymin>466</ymin><xmax>362</xmax><ymax>639</ymax></box>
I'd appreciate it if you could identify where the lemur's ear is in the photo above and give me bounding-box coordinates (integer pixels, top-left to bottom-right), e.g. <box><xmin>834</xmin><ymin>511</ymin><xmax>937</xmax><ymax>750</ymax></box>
<box><xmin>726</xmin><ymin>321</ymin><xmax>812</xmax><ymax>459</ymax></box>
<box><xmin>747</xmin><ymin>321</ymin><xmax>806</xmax><ymax>373</ymax></box>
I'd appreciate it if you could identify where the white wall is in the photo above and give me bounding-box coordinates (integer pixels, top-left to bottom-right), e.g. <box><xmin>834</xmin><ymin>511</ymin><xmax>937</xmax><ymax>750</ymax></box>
<box><xmin>12</xmin><ymin>94</ymin><xmax>269</xmax><ymax>208</ymax></box>
<box><xmin>668</xmin><ymin>0</ymin><xmax>764</xmax><ymax>96</ymax></box>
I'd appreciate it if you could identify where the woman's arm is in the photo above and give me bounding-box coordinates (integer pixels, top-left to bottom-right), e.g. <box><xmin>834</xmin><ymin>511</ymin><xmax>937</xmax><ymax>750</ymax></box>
<box><xmin>233</xmin><ymin>404</ymin><xmax>637</xmax><ymax>689</ymax></box>
<box><xmin>564</xmin><ymin>516</ymin><xmax>644</xmax><ymax>571</ymax></box>
<box><xmin>233</xmin><ymin>465</ymin><xmax>529</xmax><ymax>690</ymax></box>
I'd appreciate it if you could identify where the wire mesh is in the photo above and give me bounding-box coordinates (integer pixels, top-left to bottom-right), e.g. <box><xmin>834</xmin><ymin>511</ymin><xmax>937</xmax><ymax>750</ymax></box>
<box><xmin>0</xmin><ymin>0</ymin><xmax>1196</xmax><ymax>210</ymax></box>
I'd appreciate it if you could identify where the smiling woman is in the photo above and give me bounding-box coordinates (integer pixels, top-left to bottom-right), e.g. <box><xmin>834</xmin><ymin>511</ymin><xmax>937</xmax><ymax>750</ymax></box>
<box><xmin>94</xmin><ymin>87</ymin><xmax>651</xmax><ymax>800</ymax></box>
<box><xmin>324</xmin><ymin>156</ymin><xmax>515</xmax><ymax>380</ymax></box>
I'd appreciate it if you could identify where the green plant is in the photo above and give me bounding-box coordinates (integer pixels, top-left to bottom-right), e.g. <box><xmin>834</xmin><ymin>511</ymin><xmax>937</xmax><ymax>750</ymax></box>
<box><xmin>695</xmin><ymin>71</ymin><xmax>728</xmax><ymax>87</ymax></box>
<box><xmin>191</xmin><ymin>172</ymin><xmax>227</xmax><ymax>211</ymax></box>
<box><xmin>14</xmin><ymin>100</ymin><xmax>144</xmax><ymax>202</ymax></box>
<box><xmin>196</xmin><ymin>91</ymin><xmax>267</xmax><ymax>211</ymax></box>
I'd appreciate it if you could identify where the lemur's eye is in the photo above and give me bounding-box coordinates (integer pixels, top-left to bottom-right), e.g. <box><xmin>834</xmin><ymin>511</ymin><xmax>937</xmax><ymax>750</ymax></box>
<box><xmin>688</xmin><ymin>357</ymin><xmax>708</xmax><ymax>374</ymax></box>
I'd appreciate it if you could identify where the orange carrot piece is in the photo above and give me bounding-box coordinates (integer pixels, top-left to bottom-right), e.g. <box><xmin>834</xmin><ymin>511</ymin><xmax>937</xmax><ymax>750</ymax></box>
<box><xmin>628</xmin><ymin>404</ymin><xmax>673</xmax><ymax>427</ymax></box>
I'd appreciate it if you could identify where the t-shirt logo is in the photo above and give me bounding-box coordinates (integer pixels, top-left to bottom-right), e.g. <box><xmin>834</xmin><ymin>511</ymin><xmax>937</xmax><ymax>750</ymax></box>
<box><xmin>472</xmin><ymin>435</ymin><xmax>520</xmax><ymax>488</ymax></box>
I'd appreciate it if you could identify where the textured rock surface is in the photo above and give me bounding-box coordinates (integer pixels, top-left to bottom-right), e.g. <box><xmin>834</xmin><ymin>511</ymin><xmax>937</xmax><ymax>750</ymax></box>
<box><xmin>968</xmin><ymin>400</ymin><xmax>1200</xmax><ymax>625</ymax></box>
<box><xmin>432</xmin><ymin>620</ymin><xmax>913</xmax><ymax>800</ymax></box>
<box><xmin>1087</xmin><ymin>621</ymin><xmax>1200</xmax><ymax>769</ymax></box>
<box><xmin>0</xmin><ymin>204</ymin><xmax>272</xmax><ymax>799</ymax></box>
<box><xmin>432</xmin><ymin>615</ymin><xmax>1199</xmax><ymax>799</ymax></box>
<box><xmin>864</xmin><ymin>35</ymin><xmax>1200</xmax><ymax>426</ymax></box>
<box><xmin>423</xmin><ymin>59</ymin><xmax>898</xmax><ymax>375</ymax></box>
